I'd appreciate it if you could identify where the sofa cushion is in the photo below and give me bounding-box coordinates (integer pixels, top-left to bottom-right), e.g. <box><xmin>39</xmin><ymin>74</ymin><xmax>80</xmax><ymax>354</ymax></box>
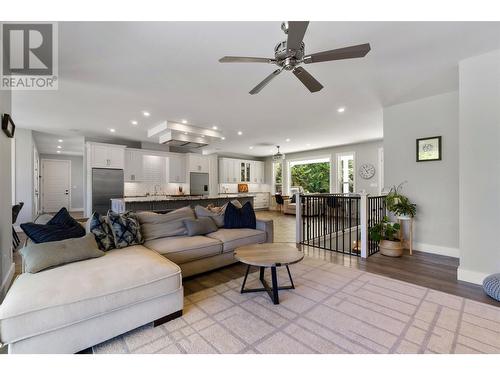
<box><xmin>0</xmin><ymin>246</ymin><xmax>181</xmax><ymax>345</ymax></box>
<box><xmin>20</xmin><ymin>234</ymin><xmax>105</xmax><ymax>273</ymax></box>
<box><xmin>136</xmin><ymin>206</ymin><xmax>195</xmax><ymax>241</ymax></box>
<box><xmin>144</xmin><ymin>235</ymin><xmax>222</xmax><ymax>264</ymax></box>
<box><xmin>183</xmin><ymin>217</ymin><xmax>218</xmax><ymax>236</ymax></box>
<box><xmin>206</xmin><ymin>228</ymin><xmax>266</xmax><ymax>253</ymax></box>
<box><xmin>107</xmin><ymin>211</ymin><xmax>144</xmax><ymax>249</ymax></box>
<box><xmin>194</xmin><ymin>205</ymin><xmax>225</xmax><ymax>228</ymax></box>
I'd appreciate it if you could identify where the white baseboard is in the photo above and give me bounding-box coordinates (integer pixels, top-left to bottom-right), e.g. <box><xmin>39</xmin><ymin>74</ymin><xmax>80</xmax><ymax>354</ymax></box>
<box><xmin>0</xmin><ymin>262</ymin><xmax>15</xmax><ymax>301</ymax></box>
<box><xmin>412</xmin><ymin>242</ymin><xmax>459</xmax><ymax>258</ymax></box>
<box><xmin>457</xmin><ymin>267</ymin><xmax>488</xmax><ymax>285</ymax></box>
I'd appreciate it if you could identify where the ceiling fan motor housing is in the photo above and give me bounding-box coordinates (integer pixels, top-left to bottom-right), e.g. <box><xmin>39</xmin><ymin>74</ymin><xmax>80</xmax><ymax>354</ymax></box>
<box><xmin>274</xmin><ymin>40</ymin><xmax>305</xmax><ymax>68</ymax></box>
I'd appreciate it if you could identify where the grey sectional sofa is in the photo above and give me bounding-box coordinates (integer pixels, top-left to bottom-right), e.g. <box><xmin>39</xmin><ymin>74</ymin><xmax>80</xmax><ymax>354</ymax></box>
<box><xmin>0</xmin><ymin>209</ymin><xmax>273</xmax><ymax>354</ymax></box>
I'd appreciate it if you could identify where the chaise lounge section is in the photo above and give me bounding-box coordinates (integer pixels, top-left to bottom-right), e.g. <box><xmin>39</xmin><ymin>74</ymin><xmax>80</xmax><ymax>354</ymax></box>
<box><xmin>0</xmin><ymin>207</ymin><xmax>273</xmax><ymax>354</ymax></box>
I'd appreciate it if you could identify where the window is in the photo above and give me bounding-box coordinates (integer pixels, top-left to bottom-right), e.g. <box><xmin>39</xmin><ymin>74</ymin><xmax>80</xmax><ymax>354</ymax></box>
<box><xmin>337</xmin><ymin>153</ymin><xmax>355</xmax><ymax>193</ymax></box>
<box><xmin>289</xmin><ymin>158</ymin><xmax>330</xmax><ymax>194</ymax></box>
<box><xmin>273</xmin><ymin>161</ymin><xmax>282</xmax><ymax>194</ymax></box>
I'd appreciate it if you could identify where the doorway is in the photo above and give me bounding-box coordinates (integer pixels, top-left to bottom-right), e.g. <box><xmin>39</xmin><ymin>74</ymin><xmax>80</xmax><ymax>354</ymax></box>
<box><xmin>41</xmin><ymin>159</ymin><xmax>71</xmax><ymax>213</ymax></box>
<box><xmin>336</xmin><ymin>152</ymin><xmax>355</xmax><ymax>193</ymax></box>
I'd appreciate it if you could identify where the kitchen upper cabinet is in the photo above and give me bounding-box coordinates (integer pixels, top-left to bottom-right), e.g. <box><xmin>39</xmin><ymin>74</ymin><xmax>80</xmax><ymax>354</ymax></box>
<box><xmin>219</xmin><ymin>158</ymin><xmax>240</xmax><ymax>183</ymax></box>
<box><xmin>187</xmin><ymin>153</ymin><xmax>209</xmax><ymax>173</ymax></box>
<box><xmin>124</xmin><ymin>149</ymin><xmax>143</xmax><ymax>182</ymax></box>
<box><xmin>168</xmin><ymin>155</ymin><xmax>187</xmax><ymax>183</ymax></box>
<box><xmin>142</xmin><ymin>154</ymin><xmax>166</xmax><ymax>184</ymax></box>
<box><xmin>89</xmin><ymin>143</ymin><xmax>125</xmax><ymax>169</ymax></box>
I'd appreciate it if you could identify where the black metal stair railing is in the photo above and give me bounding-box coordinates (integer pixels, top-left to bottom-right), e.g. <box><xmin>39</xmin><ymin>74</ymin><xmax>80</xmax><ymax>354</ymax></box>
<box><xmin>299</xmin><ymin>194</ymin><xmax>361</xmax><ymax>256</ymax></box>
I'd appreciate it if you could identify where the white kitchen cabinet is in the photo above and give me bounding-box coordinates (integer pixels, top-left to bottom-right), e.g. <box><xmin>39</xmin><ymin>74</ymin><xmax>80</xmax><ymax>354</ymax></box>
<box><xmin>168</xmin><ymin>155</ymin><xmax>187</xmax><ymax>183</ymax></box>
<box><xmin>219</xmin><ymin>158</ymin><xmax>241</xmax><ymax>183</ymax></box>
<box><xmin>124</xmin><ymin>149</ymin><xmax>143</xmax><ymax>182</ymax></box>
<box><xmin>187</xmin><ymin>153</ymin><xmax>209</xmax><ymax>173</ymax></box>
<box><xmin>89</xmin><ymin>143</ymin><xmax>125</xmax><ymax>169</ymax></box>
<box><xmin>142</xmin><ymin>154</ymin><xmax>166</xmax><ymax>184</ymax></box>
<box><xmin>253</xmin><ymin>192</ymin><xmax>270</xmax><ymax>209</ymax></box>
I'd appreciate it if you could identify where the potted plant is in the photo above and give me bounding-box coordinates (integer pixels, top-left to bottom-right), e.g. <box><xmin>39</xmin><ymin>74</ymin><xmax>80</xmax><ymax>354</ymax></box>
<box><xmin>369</xmin><ymin>216</ymin><xmax>403</xmax><ymax>257</ymax></box>
<box><xmin>384</xmin><ymin>182</ymin><xmax>416</xmax><ymax>219</ymax></box>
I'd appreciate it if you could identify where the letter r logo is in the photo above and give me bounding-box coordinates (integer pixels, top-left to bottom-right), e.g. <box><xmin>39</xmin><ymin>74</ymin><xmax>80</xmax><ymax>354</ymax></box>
<box><xmin>2</xmin><ymin>24</ymin><xmax>53</xmax><ymax>76</ymax></box>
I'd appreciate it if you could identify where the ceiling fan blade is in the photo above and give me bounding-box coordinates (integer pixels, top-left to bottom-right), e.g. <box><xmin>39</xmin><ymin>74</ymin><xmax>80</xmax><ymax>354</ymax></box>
<box><xmin>249</xmin><ymin>69</ymin><xmax>282</xmax><ymax>95</ymax></box>
<box><xmin>286</xmin><ymin>21</ymin><xmax>309</xmax><ymax>53</ymax></box>
<box><xmin>219</xmin><ymin>56</ymin><xmax>275</xmax><ymax>63</ymax></box>
<box><xmin>292</xmin><ymin>67</ymin><xmax>323</xmax><ymax>93</ymax></box>
<box><xmin>303</xmin><ymin>43</ymin><xmax>371</xmax><ymax>64</ymax></box>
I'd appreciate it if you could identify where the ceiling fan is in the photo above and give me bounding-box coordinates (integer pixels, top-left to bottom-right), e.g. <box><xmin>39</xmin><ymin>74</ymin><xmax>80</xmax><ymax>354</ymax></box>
<box><xmin>219</xmin><ymin>21</ymin><xmax>371</xmax><ymax>95</ymax></box>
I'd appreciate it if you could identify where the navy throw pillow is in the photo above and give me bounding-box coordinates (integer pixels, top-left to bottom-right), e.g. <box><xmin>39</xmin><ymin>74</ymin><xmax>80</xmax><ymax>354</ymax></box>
<box><xmin>21</xmin><ymin>222</ymin><xmax>86</xmax><ymax>244</ymax></box>
<box><xmin>223</xmin><ymin>202</ymin><xmax>256</xmax><ymax>229</ymax></box>
<box><xmin>47</xmin><ymin>207</ymin><xmax>81</xmax><ymax>227</ymax></box>
<box><xmin>21</xmin><ymin>207</ymin><xmax>86</xmax><ymax>244</ymax></box>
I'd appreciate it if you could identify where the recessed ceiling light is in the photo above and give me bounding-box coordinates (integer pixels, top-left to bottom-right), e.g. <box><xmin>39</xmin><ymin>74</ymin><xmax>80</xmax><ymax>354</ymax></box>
<box><xmin>131</xmin><ymin>120</ymin><xmax>138</xmax><ymax>126</ymax></box>
<box><xmin>221</xmin><ymin>137</ymin><xmax>226</xmax><ymax>140</ymax></box>
<box><xmin>142</xmin><ymin>111</ymin><xmax>150</xmax><ymax>117</ymax></box>
<box><xmin>237</xmin><ymin>131</ymin><xmax>243</xmax><ymax>136</ymax></box>
<box><xmin>110</xmin><ymin>128</ymin><xmax>116</xmax><ymax>133</ymax></box>
<box><xmin>286</xmin><ymin>138</ymin><xmax>291</xmax><ymax>142</ymax></box>
<box><xmin>57</xmin><ymin>145</ymin><xmax>62</xmax><ymax>149</ymax></box>
<box><xmin>181</xmin><ymin>119</ymin><xmax>187</xmax><ymax>124</ymax></box>
<box><xmin>58</xmin><ymin>139</ymin><xmax>63</xmax><ymax>143</ymax></box>
<box><xmin>56</xmin><ymin>150</ymin><xmax>61</xmax><ymax>154</ymax></box>
<box><xmin>212</xmin><ymin>125</ymin><xmax>218</xmax><ymax>130</ymax></box>
<box><xmin>337</xmin><ymin>107</ymin><xmax>345</xmax><ymax>113</ymax></box>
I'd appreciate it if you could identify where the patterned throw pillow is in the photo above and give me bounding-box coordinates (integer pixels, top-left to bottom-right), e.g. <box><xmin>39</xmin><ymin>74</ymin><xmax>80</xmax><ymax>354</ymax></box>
<box><xmin>107</xmin><ymin>211</ymin><xmax>144</xmax><ymax>249</ymax></box>
<box><xmin>89</xmin><ymin>212</ymin><xmax>115</xmax><ymax>251</ymax></box>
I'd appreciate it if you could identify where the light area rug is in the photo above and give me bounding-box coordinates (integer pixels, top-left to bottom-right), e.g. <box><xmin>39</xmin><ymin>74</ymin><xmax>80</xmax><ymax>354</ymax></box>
<box><xmin>93</xmin><ymin>257</ymin><xmax>500</xmax><ymax>354</ymax></box>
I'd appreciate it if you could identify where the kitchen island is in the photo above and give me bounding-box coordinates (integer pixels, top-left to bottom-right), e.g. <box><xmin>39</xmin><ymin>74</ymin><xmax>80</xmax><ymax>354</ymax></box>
<box><xmin>111</xmin><ymin>195</ymin><xmax>255</xmax><ymax>213</ymax></box>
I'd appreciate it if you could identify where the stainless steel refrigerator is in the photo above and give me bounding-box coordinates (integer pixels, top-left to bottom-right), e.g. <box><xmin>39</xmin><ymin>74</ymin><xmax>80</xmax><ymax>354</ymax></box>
<box><xmin>92</xmin><ymin>168</ymin><xmax>124</xmax><ymax>215</ymax></box>
<box><xmin>190</xmin><ymin>172</ymin><xmax>209</xmax><ymax>196</ymax></box>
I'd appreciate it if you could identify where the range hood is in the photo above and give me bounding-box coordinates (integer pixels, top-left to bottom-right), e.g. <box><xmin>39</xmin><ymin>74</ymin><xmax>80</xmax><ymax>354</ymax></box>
<box><xmin>159</xmin><ymin>130</ymin><xmax>208</xmax><ymax>149</ymax></box>
<box><xmin>148</xmin><ymin>121</ymin><xmax>223</xmax><ymax>150</ymax></box>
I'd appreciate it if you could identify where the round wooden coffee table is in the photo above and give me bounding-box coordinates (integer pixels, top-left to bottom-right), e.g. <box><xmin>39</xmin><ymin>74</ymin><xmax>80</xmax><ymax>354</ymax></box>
<box><xmin>234</xmin><ymin>243</ymin><xmax>304</xmax><ymax>305</ymax></box>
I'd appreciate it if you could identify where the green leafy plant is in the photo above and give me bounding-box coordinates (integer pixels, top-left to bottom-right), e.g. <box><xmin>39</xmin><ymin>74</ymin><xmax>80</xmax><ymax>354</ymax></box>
<box><xmin>384</xmin><ymin>181</ymin><xmax>416</xmax><ymax>217</ymax></box>
<box><xmin>290</xmin><ymin>162</ymin><xmax>330</xmax><ymax>193</ymax></box>
<box><xmin>392</xmin><ymin>200</ymin><xmax>417</xmax><ymax>218</ymax></box>
<box><xmin>369</xmin><ymin>216</ymin><xmax>401</xmax><ymax>242</ymax></box>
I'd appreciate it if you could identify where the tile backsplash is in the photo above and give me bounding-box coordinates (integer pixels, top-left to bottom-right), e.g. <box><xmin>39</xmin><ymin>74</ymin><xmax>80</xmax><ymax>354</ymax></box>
<box><xmin>219</xmin><ymin>183</ymin><xmax>271</xmax><ymax>194</ymax></box>
<box><xmin>125</xmin><ymin>182</ymin><xmax>189</xmax><ymax>197</ymax></box>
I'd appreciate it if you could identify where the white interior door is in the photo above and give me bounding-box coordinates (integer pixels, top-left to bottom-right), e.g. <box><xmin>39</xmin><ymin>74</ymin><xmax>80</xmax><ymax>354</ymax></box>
<box><xmin>42</xmin><ymin>159</ymin><xmax>71</xmax><ymax>213</ymax></box>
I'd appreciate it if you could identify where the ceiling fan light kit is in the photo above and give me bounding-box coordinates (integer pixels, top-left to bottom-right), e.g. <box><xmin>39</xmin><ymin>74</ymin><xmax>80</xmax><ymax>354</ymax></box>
<box><xmin>219</xmin><ymin>21</ymin><xmax>371</xmax><ymax>94</ymax></box>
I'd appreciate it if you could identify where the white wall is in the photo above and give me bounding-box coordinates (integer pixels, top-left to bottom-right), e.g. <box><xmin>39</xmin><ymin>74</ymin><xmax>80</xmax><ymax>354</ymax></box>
<box><xmin>383</xmin><ymin>91</ymin><xmax>459</xmax><ymax>257</ymax></box>
<box><xmin>40</xmin><ymin>154</ymin><xmax>84</xmax><ymax>210</ymax></box>
<box><xmin>458</xmin><ymin>50</ymin><xmax>500</xmax><ymax>284</ymax></box>
<box><xmin>14</xmin><ymin>128</ymin><xmax>37</xmax><ymax>225</ymax></box>
<box><xmin>267</xmin><ymin>140</ymin><xmax>383</xmax><ymax>195</ymax></box>
<box><xmin>0</xmin><ymin>90</ymin><xmax>14</xmax><ymax>300</ymax></box>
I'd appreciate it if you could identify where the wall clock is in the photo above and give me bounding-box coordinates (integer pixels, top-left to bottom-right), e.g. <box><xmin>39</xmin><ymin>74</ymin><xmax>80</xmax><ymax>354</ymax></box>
<box><xmin>359</xmin><ymin>163</ymin><xmax>375</xmax><ymax>179</ymax></box>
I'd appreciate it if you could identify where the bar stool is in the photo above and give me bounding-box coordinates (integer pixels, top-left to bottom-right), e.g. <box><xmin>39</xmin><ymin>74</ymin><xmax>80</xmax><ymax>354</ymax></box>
<box><xmin>275</xmin><ymin>194</ymin><xmax>284</xmax><ymax>213</ymax></box>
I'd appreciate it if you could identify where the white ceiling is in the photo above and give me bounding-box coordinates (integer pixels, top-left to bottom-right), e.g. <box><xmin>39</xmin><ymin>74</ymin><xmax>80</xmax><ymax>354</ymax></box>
<box><xmin>33</xmin><ymin>131</ymin><xmax>84</xmax><ymax>156</ymax></box>
<box><xmin>12</xmin><ymin>21</ymin><xmax>500</xmax><ymax>156</ymax></box>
